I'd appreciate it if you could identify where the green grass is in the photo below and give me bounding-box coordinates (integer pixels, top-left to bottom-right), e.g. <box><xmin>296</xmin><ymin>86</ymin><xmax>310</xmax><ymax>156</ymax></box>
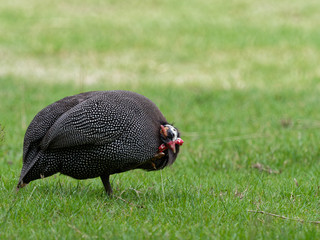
<box><xmin>1</xmin><ymin>0</ymin><xmax>320</xmax><ymax>239</ymax></box>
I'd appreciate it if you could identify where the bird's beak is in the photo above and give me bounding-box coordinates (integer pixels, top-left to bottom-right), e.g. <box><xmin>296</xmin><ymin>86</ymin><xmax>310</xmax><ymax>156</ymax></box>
<box><xmin>167</xmin><ymin>141</ymin><xmax>176</xmax><ymax>153</ymax></box>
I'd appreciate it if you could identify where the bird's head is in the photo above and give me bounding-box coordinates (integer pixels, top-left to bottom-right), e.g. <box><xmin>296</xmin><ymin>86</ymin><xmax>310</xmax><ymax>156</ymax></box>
<box><xmin>159</xmin><ymin>124</ymin><xmax>183</xmax><ymax>154</ymax></box>
<box><xmin>155</xmin><ymin>124</ymin><xmax>183</xmax><ymax>169</ymax></box>
<box><xmin>138</xmin><ymin>124</ymin><xmax>184</xmax><ymax>171</ymax></box>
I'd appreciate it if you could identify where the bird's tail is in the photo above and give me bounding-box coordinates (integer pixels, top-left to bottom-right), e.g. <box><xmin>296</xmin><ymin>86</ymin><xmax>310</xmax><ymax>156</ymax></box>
<box><xmin>17</xmin><ymin>151</ymin><xmax>41</xmax><ymax>190</ymax></box>
<box><xmin>16</xmin><ymin>181</ymin><xmax>28</xmax><ymax>191</ymax></box>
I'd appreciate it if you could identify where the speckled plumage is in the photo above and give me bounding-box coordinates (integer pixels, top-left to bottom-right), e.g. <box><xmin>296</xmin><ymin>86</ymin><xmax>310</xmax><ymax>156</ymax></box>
<box><xmin>17</xmin><ymin>90</ymin><xmax>181</xmax><ymax>194</ymax></box>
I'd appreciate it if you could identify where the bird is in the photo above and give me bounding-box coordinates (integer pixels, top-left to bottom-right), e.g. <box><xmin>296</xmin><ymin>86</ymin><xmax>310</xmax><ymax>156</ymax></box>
<box><xmin>16</xmin><ymin>90</ymin><xmax>183</xmax><ymax>195</ymax></box>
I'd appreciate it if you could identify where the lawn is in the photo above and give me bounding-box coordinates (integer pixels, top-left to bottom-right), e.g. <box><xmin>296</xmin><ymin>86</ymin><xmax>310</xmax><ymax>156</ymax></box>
<box><xmin>1</xmin><ymin>0</ymin><xmax>320</xmax><ymax>239</ymax></box>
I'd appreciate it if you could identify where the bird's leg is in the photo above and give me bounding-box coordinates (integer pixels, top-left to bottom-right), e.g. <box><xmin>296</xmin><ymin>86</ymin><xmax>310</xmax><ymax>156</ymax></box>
<box><xmin>100</xmin><ymin>175</ymin><xmax>113</xmax><ymax>196</ymax></box>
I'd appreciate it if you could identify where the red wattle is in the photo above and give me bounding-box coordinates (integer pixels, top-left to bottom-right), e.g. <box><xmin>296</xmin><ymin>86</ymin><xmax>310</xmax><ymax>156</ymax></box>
<box><xmin>158</xmin><ymin>144</ymin><xmax>167</xmax><ymax>152</ymax></box>
<box><xmin>158</xmin><ymin>138</ymin><xmax>184</xmax><ymax>153</ymax></box>
<box><xmin>175</xmin><ymin>138</ymin><xmax>184</xmax><ymax>145</ymax></box>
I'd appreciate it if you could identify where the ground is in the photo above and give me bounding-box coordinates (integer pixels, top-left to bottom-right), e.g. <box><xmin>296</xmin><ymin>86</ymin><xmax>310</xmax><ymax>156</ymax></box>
<box><xmin>1</xmin><ymin>0</ymin><xmax>320</xmax><ymax>239</ymax></box>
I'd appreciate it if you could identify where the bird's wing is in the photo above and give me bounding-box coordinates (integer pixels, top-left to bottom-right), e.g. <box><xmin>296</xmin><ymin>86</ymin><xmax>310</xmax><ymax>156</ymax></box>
<box><xmin>23</xmin><ymin>91</ymin><xmax>99</xmax><ymax>162</ymax></box>
<box><xmin>40</xmin><ymin>96</ymin><xmax>132</xmax><ymax>150</ymax></box>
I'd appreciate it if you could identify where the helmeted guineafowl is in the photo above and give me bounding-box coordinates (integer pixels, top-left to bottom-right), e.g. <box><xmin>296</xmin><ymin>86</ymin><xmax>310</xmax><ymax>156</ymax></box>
<box><xmin>17</xmin><ymin>90</ymin><xmax>183</xmax><ymax>195</ymax></box>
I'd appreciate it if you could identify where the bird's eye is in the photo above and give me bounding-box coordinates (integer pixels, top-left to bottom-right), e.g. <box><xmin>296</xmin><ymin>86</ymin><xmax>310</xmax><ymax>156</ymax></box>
<box><xmin>167</xmin><ymin>125</ymin><xmax>178</xmax><ymax>141</ymax></box>
<box><xmin>172</xmin><ymin>129</ymin><xmax>177</xmax><ymax>137</ymax></box>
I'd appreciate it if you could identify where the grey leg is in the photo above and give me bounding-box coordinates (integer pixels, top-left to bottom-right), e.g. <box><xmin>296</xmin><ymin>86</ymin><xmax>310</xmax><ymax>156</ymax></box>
<box><xmin>100</xmin><ymin>175</ymin><xmax>113</xmax><ymax>196</ymax></box>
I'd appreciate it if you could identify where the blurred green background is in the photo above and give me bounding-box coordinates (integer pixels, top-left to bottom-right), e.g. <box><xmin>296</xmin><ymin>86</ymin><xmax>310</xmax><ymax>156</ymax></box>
<box><xmin>1</xmin><ymin>0</ymin><xmax>320</xmax><ymax>239</ymax></box>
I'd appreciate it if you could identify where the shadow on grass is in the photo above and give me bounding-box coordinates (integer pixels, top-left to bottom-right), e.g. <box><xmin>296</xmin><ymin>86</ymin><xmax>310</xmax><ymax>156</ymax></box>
<box><xmin>9</xmin><ymin>174</ymin><xmax>195</xmax><ymax>208</ymax></box>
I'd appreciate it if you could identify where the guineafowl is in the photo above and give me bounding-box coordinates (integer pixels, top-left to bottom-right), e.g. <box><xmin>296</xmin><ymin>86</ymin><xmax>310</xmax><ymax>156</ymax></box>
<box><xmin>17</xmin><ymin>90</ymin><xmax>183</xmax><ymax>195</ymax></box>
